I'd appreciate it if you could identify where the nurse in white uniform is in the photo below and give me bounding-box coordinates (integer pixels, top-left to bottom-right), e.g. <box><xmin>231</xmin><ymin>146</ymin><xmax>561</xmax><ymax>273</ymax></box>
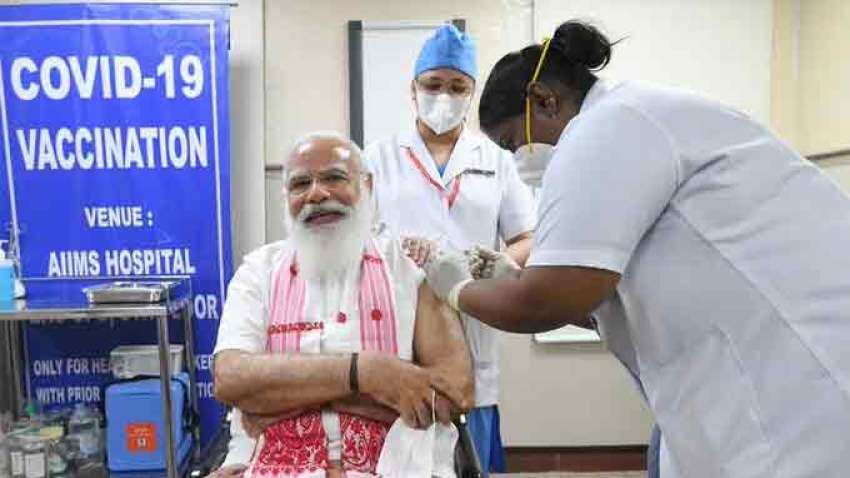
<box><xmin>364</xmin><ymin>24</ymin><xmax>536</xmax><ymax>473</ymax></box>
<box><xmin>425</xmin><ymin>20</ymin><xmax>850</xmax><ymax>477</ymax></box>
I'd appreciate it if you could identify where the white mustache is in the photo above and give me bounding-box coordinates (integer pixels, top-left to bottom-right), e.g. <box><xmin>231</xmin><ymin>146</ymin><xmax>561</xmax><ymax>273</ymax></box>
<box><xmin>297</xmin><ymin>200</ymin><xmax>352</xmax><ymax>223</ymax></box>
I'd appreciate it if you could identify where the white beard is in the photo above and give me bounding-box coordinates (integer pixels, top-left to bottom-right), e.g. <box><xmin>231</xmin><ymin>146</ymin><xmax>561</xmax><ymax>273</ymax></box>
<box><xmin>290</xmin><ymin>192</ymin><xmax>374</xmax><ymax>280</ymax></box>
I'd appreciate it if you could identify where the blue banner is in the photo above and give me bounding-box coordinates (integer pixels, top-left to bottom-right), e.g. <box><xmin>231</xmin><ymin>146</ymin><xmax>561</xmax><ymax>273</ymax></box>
<box><xmin>0</xmin><ymin>3</ymin><xmax>232</xmax><ymax>447</ymax></box>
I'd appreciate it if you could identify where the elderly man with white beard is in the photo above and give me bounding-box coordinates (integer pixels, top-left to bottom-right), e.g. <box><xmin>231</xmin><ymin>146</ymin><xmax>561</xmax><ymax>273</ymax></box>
<box><xmin>212</xmin><ymin>132</ymin><xmax>474</xmax><ymax>478</ymax></box>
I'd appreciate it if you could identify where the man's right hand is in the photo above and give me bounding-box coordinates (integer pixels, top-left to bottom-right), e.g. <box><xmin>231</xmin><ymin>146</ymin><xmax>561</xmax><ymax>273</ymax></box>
<box><xmin>359</xmin><ymin>353</ymin><xmax>435</xmax><ymax>429</ymax></box>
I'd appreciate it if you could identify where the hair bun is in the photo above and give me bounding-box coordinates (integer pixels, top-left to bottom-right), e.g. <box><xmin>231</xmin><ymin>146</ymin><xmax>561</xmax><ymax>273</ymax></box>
<box><xmin>551</xmin><ymin>21</ymin><xmax>612</xmax><ymax>70</ymax></box>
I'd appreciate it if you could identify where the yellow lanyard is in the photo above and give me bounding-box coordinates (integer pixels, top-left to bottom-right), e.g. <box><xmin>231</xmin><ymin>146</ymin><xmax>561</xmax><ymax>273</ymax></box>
<box><xmin>525</xmin><ymin>37</ymin><xmax>553</xmax><ymax>150</ymax></box>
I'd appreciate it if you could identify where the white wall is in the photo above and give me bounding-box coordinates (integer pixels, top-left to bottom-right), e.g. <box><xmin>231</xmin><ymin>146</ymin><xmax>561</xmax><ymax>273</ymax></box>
<box><xmin>770</xmin><ymin>0</ymin><xmax>800</xmax><ymax>147</ymax></box>
<box><xmin>536</xmin><ymin>0</ymin><xmax>774</xmax><ymax>123</ymax></box>
<box><xmin>499</xmin><ymin>337</ymin><xmax>653</xmax><ymax>446</ymax></box>
<box><xmin>229</xmin><ymin>0</ymin><xmax>266</xmax><ymax>260</ymax></box>
<box><xmin>794</xmin><ymin>0</ymin><xmax>850</xmax><ymax>155</ymax></box>
<box><xmin>770</xmin><ymin>0</ymin><xmax>850</xmax><ymax>197</ymax></box>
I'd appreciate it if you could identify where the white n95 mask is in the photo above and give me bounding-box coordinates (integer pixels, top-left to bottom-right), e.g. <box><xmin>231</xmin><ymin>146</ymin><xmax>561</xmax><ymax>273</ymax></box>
<box><xmin>417</xmin><ymin>91</ymin><xmax>470</xmax><ymax>136</ymax></box>
<box><xmin>514</xmin><ymin>143</ymin><xmax>555</xmax><ymax>187</ymax></box>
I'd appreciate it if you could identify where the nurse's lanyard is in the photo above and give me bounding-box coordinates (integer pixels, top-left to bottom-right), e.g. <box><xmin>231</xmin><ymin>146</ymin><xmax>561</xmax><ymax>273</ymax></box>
<box><xmin>404</xmin><ymin>147</ymin><xmax>462</xmax><ymax>209</ymax></box>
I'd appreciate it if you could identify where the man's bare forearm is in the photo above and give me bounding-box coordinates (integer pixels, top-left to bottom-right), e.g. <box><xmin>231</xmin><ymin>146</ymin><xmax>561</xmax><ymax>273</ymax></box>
<box><xmin>330</xmin><ymin>396</ymin><xmax>398</xmax><ymax>424</ymax></box>
<box><xmin>214</xmin><ymin>349</ymin><xmax>352</xmax><ymax>414</ymax></box>
<box><xmin>420</xmin><ymin>312</ymin><xmax>474</xmax><ymax>411</ymax></box>
<box><xmin>414</xmin><ymin>283</ymin><xmax>475</xmax><ymax>411</ymax></box>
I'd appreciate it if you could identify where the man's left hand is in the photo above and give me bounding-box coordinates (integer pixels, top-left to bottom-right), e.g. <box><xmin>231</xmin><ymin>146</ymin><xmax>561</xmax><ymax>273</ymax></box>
<box><xmin>433</xmin><ymin>393</ymin><xmax>455</xmax><ymax>425</ymax></box>
<box><xmin>429</xmin><ymin>367</ymin><xmax>474</xmax><ymax>412</ymax></box>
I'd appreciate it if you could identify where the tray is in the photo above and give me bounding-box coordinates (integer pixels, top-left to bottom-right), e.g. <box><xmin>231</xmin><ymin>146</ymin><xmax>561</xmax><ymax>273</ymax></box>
<box><xmin>84</xmin><ymin>281</ymin><xmax>179</xmax><ymax>304</ymax></box>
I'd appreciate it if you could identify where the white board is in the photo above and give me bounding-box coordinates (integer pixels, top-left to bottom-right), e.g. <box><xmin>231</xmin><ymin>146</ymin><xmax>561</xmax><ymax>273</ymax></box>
<box><xmin>534</xmin><ymin>325</ymin><xmax>601</xmax><ymax>344</ymax></box>
<box><xmin>360</xmin><ymin>22</ymin><xmax>447</xmax><ymax>147</ymax></box>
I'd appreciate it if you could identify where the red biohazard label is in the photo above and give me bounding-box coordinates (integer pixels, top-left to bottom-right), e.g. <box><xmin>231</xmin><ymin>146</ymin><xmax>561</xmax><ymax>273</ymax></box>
<box><xmin>126</xmin><ymin>422</ymin><xmax>157</xmax><ymax>453</ymax></box>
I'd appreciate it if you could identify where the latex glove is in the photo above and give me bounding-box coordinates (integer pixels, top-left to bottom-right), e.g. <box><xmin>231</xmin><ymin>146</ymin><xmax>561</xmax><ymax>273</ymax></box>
<box><xmin>467</xmin><ymin>247</ymin><xmax>487</xmax><ymax>279</ymax></box>
<box><xmin>425</xmin><ymin>251</ymin><xmax>473</xmax><ymax>305</ymax></box>
<box><xmin>474</xmin><ymin>246</ymin><xmax>521</xmax><ymax>279</ymax></box>
<box><xmin>402</xmin><ymin>237</ymin><xmax>439</xmax><ymax>268</ymax></box>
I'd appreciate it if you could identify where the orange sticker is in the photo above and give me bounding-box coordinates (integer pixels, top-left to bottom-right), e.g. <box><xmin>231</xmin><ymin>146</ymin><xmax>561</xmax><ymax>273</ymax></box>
<box><xmin>126</xmin><ymin>422</ymin><xmax>157</xmax><ymax>453</ymax></box>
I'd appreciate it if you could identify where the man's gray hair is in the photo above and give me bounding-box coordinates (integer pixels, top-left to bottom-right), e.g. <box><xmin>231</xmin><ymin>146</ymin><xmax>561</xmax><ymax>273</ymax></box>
<box><xmin>284</xmin><ymin>131</ymin><xmax>363</xmax><ymax>180</ymax></box>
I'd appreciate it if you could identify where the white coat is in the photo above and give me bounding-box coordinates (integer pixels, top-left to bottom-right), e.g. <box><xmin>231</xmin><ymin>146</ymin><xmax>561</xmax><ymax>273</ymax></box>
<box><xmin>531</xmin><ymin>79</ymin><xmax>850</xmax><ymax>477</ymax></box>
<box><xmin>365</xmin><ymin>127</ymin><xmax>536</xmax><ymax>407</ymax></box>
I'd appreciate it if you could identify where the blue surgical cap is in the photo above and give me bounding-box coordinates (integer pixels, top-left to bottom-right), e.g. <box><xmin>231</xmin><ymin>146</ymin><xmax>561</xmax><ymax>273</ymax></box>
<box><xmin>414</xmin><ymin>24</ymin><xmax>478</xmax><ymax>81</ymax></box>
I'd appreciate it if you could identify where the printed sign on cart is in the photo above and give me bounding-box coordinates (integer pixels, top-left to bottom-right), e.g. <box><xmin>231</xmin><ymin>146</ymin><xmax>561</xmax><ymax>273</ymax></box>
<box><xmin>0</xmin><ymin>3</ymin><xmax>232</xmax><ymax>446</ymax></box>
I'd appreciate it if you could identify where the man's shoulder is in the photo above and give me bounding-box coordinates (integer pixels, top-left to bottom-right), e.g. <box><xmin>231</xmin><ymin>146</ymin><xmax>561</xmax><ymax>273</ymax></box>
<box><xmin>239</xmin><ymin>240</ymin><xmax>292</xmax><ymax>272</ymax></box>
<box><xmin>373</xmin><ymin>235</ymin><xmax>425</xmax><ymax>289</ymax></box>
<box><xmin>373</xmin><ymin>235</ymin><xmax>405</xmax><ymax>265</ymax></box>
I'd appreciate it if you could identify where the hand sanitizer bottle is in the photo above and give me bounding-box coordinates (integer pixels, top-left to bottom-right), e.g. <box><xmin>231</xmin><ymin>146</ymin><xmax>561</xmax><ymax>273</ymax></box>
<box><xmin>0</xmin><ymin>241</ymin><xmax>14</xmax><ymax>302</ymax></box>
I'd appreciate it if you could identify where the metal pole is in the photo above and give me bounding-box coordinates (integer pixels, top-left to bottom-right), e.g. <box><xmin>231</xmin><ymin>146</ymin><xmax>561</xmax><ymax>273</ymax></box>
<box><xmin>182</xmin><ymin>293</ymin><xmax>201</xmax><ymax>460</ymax></box>
<box><xmin>4</xmin><ymin>321</ymin><xmax>24</xmax><ymax>416</ymax></box>
<box><xmin>21</xmin><ymin>320</ymin><xmax>31</xmax><ymax>405</ymax></box>
<box><xmin>157</xmin><ymin>314</ymin><xmax>177</xmax><ymax>478</ymax></box>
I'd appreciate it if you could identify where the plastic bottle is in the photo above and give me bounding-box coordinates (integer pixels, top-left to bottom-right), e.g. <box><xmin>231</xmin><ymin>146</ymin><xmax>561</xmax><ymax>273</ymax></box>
<box><xmin>38</xmin><ymin>426</ymin><xmax>66</xmax><ymax>476</ymax></box>
<box><xmin>19</xmin><ymin>435</ymin><xmax>46</xmax><ymax>478</ymax></box>
<box><xmin>7</xmin><ymin>434</ymin><xmax>23</xmax><ymax>478</ymax></box>
<box><xmin>0</xmin><ymin>241</ymin><xmax>15</xmax><ymax>302</ymax></box>
<box><xmin>67</xmin><ymin>404</ymin><xmax>101</xmax><ymax>464</ymax></box>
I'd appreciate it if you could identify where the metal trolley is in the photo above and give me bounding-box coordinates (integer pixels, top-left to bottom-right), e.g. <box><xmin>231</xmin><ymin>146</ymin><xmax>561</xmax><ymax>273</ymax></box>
<box><xmin>0</xmin><ymin>278</ymin><xmax>199</xmax><ymax>478</ymax></box>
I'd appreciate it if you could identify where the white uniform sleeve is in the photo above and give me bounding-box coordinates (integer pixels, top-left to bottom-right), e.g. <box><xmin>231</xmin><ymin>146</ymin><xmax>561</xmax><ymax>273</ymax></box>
<box><xmin>362</xmin><ymin>142</ymin><xmax>380</xmax><ymax>174</ymax></box>
<box><xmin>213</xmin><ymin>253</ymin><xmax>268</xmax><ymax>355</ymax></box>
<box><xmin>362</xmin><ymin>142</ymin><xmax>390</xmax><ymax>232</ymax></box>
<box><xmin>497</xmin><ymin>149</ymin><xmax>537</xmax><ymax>241</ymax></box>
<box><xmin>528</xmin><ymin>103</ymin><xmax>679</xmax><ymax>273</ymax></box>
<box><xmin>381</xmin><ymin>237</ymin><xmax>426</xmax><ymax>288</ymax></box>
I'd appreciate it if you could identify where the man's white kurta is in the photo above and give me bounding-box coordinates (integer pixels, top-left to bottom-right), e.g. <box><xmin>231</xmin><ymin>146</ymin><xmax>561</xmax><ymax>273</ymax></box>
<box><xmin>214</xmin><ymin>237</ymin><xmax>423</xmax><ymax>462</ymax></box>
